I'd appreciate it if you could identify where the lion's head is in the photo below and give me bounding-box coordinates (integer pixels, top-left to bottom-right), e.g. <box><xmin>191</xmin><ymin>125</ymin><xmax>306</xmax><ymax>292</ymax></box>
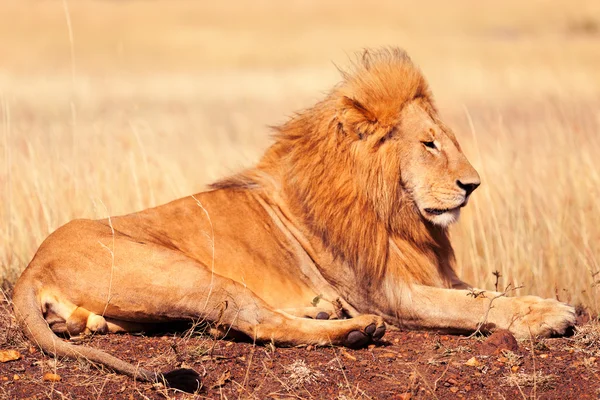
<box><xmin>333</xmin><ymin>48</ymin><xmax>481</xmax><ymax>228</ymax></box>
<box><xmin>225</xmin><ymin>48</ymin><xmax>480</xmax><ymax>284</ymax></box>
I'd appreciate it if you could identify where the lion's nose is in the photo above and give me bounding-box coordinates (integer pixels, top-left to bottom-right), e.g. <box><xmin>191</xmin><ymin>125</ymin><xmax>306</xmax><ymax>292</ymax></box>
<box><xmin>456</xmin><ymin>179</ymin><xmax>480</xmax><ymax>197</ymax></box>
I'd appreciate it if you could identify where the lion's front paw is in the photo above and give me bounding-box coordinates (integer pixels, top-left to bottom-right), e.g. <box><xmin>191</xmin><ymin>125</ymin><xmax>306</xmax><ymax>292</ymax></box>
<box><xmin>498</xmin><ymin>296</ymin><xmax>576</xmax><ymax>339</ymax></box>
<box><xmin>342</xmin><ymin>315</ymin><xmax>386</xmax><ymax>348</ymax></box>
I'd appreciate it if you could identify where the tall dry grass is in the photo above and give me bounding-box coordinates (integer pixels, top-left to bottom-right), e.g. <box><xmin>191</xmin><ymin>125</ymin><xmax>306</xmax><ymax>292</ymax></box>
<box><xmin>1</xmin><ymin>0</ymin><xmax>599</xmax><ymax>311</ymax></box>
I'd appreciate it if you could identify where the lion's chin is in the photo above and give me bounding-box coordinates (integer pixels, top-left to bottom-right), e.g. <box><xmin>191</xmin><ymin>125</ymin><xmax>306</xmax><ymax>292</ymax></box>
<box><xmin>423</xmin><ymin>207</ymin><xmax>461</xmax><ymax>227</ymax></box>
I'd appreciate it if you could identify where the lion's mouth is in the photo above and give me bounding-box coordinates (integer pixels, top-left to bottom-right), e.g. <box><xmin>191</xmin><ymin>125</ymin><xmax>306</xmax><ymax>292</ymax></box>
<box><xmin>424</xmin><ymin>201</ymin><xmax>468</xmax><ymax>216</ymax></box>
<box><xmin>424</xmin><ymin>208</ymin><xmax>453</xmax><ymax>216</ymax></box>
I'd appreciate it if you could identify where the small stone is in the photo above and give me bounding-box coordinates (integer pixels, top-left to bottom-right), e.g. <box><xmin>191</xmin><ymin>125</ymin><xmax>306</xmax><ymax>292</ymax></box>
<box><xmin>28</xmin><ymin>346</ymin><xmax>36</xmax><ymax>354</ymax></box>
<box><xmin>511</xmin><ymin>365</ymin><xmax>520</xmax><ymax>373</ymax></box>
<box><xmin>465</xmin><ymin>357</ymin><xmax>481</xmax><ymax>367</ymax></box>
<box><xmin>396</xmin><ymin>393</ymin><xmax>411</xmax><ymax>400</ymax></box>
<box><xmin>480</xmin><ymin>330</ymin><xmax>518</xmax><ymax>355</ymax></box>
<box><xmin>306</xmin><ymin>345</ymin><xmax>314</xmax><ymax>351</ymax></box>
<box><xmin>464</xmin><ymin>385</ymin><xmax>471</xmax><ymax>391</ymax></box>
<box><xmin>394</xmin><ymin>338</ymin><xmax>399</xmax><ymax>343</ymax></box>
<box><xmin>43</xmin><ymin>373</ymin><xmax>61</xmax><ymax>382</ymax></box>
<box><xmin>0</xmin><ymin>350</ymin><xmax>21</xmax><ymax>363</ymax></box>
<box><xmin>447</xmin><ymin>378</ymin><xmax>458</xmax><ymax>385</ymax></box>
<box><xmin>539</xmin><ymin>354</ymin><xmax>548</xmax><ymax>359</ymax></box>
<box><xmin>13</xmin><ymin>374</ymin><xmax>20</xmax><ymax>381</ymax></box>
<box><xmin>449</xmin><ymin>386</ymin><xmax>459</xmax><ymax>393</ymax></box>
<box><xmin>1</xmin><ymin>377</ymin><xmax>7</xmax><ymax>381</ymax></box>
<box><xmin>380</xmin><ymin>352</ymin><xmax>397</xmax><ymax>359</ymax></box>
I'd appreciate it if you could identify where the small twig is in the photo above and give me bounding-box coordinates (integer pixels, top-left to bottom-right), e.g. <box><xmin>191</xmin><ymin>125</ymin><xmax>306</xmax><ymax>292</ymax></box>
<box><xmin>433</xmin><ymin>362</ymin><xmax>451</xmax><ymax>392</ymax></box>
<box><xmin>464</xmin><ymin>283</ymin><xmax>524</xmax><ymax>339</ymax></box>
<box><xmin>493</xmin><ymin>270</ymin><xmax>502</xmax><ymax>292</ymax></box>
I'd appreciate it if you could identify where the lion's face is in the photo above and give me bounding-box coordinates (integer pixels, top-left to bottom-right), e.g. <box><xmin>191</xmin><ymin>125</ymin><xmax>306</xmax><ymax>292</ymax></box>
<box><xmin>393</xmin><ymin>99</ymin><xmax>480</xmax><ymax>227</ymax></box>
<box><xmin>345</xmin><ymin>96</ymin><xmax>480</xmax><ymax>228</ymax></box>
<box><xmin>331</xmin><ymin>49</ymin><xmax>480</xmax><ymax>229</ymax></box>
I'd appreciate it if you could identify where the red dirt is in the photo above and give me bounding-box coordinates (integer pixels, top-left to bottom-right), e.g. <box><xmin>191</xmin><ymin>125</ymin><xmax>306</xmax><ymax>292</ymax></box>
<box><xmin>1</xmin><ymin>299</ymin><xmax>599</xmax><ymax>399</ymax></box>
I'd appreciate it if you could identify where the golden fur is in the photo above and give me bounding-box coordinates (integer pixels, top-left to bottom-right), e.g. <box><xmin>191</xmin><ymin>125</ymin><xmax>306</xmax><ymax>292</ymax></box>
<box><xmin>13</xmin><ymin>48</ymin><xmax>575</xmax><ymax>391</ymax></box>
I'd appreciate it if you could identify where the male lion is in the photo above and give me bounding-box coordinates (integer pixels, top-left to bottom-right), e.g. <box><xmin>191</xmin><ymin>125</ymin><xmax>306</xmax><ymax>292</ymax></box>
<box><xmin>13</xmin><ymin>48</ymin><xmax>575</xmax><ymax>391</ymax></box>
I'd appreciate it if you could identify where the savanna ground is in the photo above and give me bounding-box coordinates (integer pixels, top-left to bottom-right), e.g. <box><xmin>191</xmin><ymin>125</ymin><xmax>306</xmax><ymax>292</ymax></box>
<box><xmin>1</xmin><ymin>1</ymin><xmax>600</xmax><ymax>398</ymax></box>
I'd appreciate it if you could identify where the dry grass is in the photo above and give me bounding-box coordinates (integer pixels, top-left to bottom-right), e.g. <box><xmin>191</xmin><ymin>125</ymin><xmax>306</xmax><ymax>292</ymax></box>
<box><xmin>0</xmin><ymin>0</ymin><xmax>599</xmax><ymax>314</ymax></box>
<box><xmin>502</xmin><ymin>370</ymin><xmax>557</xmax><ymax>390</ymax></box>
<box><xmin>285</xmin><ymin>359</ymin><xmax>325</xmax><ymax>388</ymax></box>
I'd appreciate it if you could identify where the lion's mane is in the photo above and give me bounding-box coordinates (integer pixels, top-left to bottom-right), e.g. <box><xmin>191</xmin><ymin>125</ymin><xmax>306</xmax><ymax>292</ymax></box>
<box><xmin>213</xmin><ymin>48</ymin><xmax>456</xmax><ymax>289</ymax></box>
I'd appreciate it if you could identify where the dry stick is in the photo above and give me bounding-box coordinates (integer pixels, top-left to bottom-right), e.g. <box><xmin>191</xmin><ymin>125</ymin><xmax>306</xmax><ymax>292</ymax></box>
<box><xmin>513</xmin><ymin>377</ymin><xmax>528</xmax><ymax>400</ymax></box>
<box><xmin>130</xmin><ymin>123</ymin><xmax>156</xmax><ymax>207</ymax></box>
<box><xmin>191</xmin><ymin>195</ymin><xmax>216</xmax><ymax>311</ymax></box>
<box><xmin>97</xmin><ymin>205</ymin><xmax>116</xmax><ymax>318</ymax></box>
<box><xmin>408</xmin><ymin>363</ymin><xmax>439</xmax><ymax>400</ymax></box>
<box><xmin>260</xmin><ymin>360</ymin><xmax>301</xmax><ymax>399</ymax></box>
<box><xmin>493</xmin><ymin>270</ymin><xmax>502</xmax><ymax>292</ymax></box>
<box><xmin>463</xmin><ymin>105</ymin><xmax>492</xmax><ymax>269</ymax></box>
<box><xmin>332</xmin><ymin>346</ymin><xmax>353</xmax><ymax>396</ymax></box>
<box><xmin>2</xmin><ymin>97</ymin><xmax>11</xmax><ymax>253</ymax></box>
<box><xmin>61</xmin><ymin>0</ymin><xmax>77</xmax><ymax>163</ymax></box>
<box><xmin>241</xmin><ymin>338</ymin><xmax>257</xmax><ymax>394</ymax></box>
<box><xmin>432</xmin><ymin>362</ymin><xmax>451</xmax><ymax>393</ymax></box>
<box><xmin>528</xmin><ymin>328</ymin><xmax>538</xmax><ymax>400</ymax></box>
<box><xmin>95</xmin><ymin>376</ymin><xmax>110</xmax><ymax>400</ymax></box>
<box><xmin>463</xmin><ymin>283</ymin><xmax>524</xmax><ymax>340</ymax></box>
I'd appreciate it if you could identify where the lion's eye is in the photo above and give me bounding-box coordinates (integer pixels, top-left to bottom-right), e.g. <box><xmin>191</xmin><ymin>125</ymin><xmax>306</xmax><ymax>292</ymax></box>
<box><xmin>422</xmin><ymin>141</ymin><xmax>436</xmax><ymax>149</ymax></box>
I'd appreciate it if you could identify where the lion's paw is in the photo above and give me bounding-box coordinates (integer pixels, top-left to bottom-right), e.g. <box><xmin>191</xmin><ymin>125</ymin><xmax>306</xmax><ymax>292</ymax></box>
<box><xmin>502</xmin><ymin>296</ymin><xmax>576</xmax><ymax>339</ymax></box>
<box><xmin>344</xmin><ymin>315</ymin><xmax>386</xmax><ymax>348</ymax></box>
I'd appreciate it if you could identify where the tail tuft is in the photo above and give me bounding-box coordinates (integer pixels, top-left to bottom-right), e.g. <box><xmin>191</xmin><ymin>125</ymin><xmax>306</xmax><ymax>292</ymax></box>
<box><xmin>161</xmin><ymin>368</ymin><xmax>202</xmax><ymax>393</ymax></box>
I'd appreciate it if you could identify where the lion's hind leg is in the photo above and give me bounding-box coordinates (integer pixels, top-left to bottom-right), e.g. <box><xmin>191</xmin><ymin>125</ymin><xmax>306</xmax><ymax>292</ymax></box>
<box><xmin>66</xmin><ymin>307</ymin><xmax>146</xmax><ymax>336</ymax></box>
<box><xmin>154</xmin><ymin>260</ymin><xmax>386</xmax><ymax>348</ymax></box>
<box><xmin>40</xmin><ymin>291</ymin><xmax>141</xmax><ymax>337</ymax></box>
<box><xmin>66</xmin><ymin>306</ymin><xmax>107</xmax><ymax>336</ymax></box>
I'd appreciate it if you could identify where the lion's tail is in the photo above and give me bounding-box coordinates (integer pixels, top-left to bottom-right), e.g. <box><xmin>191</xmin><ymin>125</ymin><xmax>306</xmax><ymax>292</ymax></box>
<box><xmin>11</xmin><ymin>283</ymin><xmax>201</xmax><ymax>393</ymax></box>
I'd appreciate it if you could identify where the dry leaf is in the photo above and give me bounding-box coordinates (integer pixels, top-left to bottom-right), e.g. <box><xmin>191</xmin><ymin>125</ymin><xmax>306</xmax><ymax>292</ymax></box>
<box><xmin>341</xmin><ymin>349</ymin><xmax>357</xmax><ymax>361</ymax></box>
<box><xmin>465</xmin><ymin>357</ymin><xmax>481</xmax><ymax>367</ymax></box>
<box><xmin>43</xmin><ymin>373</ymin><xmax>61</xmax><ymax>382</ymax></box>
<box><xmin>0</xmin><ymin>350</ymin><xmax>21</xmax><ymax>363</ymax></box>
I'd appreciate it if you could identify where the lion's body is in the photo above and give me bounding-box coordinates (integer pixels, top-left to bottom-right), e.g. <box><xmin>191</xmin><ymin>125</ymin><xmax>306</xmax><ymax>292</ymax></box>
<box><xmin>13</xmin><ymin>48</ymin><xmax>575</xmax><ymax>390</ymax></box>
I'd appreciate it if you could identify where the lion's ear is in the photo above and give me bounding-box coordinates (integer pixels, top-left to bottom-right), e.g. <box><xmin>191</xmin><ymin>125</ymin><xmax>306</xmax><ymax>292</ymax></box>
<box><xmin>338</xmin><ymin>96</ymin><xmax>378</xmax><ymax>140</ymax></box>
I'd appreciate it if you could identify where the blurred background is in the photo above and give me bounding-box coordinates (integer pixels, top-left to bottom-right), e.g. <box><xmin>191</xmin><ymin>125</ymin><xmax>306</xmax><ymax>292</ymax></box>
<box><xmin>1</xmin><ymin>0</ymin><xmax>599</xmax><ymax>311</ymax></box>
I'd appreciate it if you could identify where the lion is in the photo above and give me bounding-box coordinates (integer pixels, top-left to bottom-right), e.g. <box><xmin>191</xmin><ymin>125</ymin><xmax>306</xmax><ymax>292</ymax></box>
<box><xmin>12</xmin><ymin>48</ymin><xmax>575</xmax><ymax>391</ymax></box>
